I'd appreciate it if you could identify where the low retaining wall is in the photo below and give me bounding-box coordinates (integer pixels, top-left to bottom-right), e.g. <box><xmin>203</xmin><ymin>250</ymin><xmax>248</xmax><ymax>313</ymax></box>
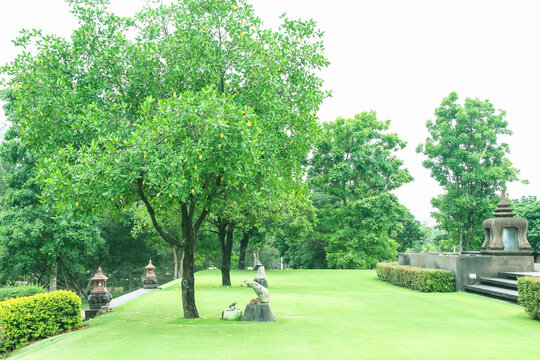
<box><xmin>398</xmin><ymin>252</ymin><xmax>534</xmax><ymax>291</ymax></box>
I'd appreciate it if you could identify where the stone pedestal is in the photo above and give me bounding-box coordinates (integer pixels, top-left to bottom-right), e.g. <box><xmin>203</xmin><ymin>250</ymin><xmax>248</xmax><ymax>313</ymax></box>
<box><xmin>242</xmin><ymin>302</ymin><xmax>275</xmax><ymax>322</ymax></box>
<box><xmin>88</xmin><ymin>291</ymin><xmax>113</xmax><ymax>310</ymax></box>
<box><xmin>142</xmin><ymin>276</ymin><xmax>158</xmax><ymax>289</ymax></box>
<box><xmin>222</xmin><ymin>309</ymin><xmax>242</xmax><ymax>321</ymax></box>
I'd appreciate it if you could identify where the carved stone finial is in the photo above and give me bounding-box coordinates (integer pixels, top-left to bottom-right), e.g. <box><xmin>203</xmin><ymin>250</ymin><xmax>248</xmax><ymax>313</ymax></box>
<box><xmin>493</xmin><ymin>191</ymin><xmax>516</xmax><ymax>218</ymax></box>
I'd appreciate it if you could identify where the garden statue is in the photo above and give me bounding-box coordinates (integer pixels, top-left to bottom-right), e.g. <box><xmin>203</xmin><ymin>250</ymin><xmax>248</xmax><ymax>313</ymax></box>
<box><xmin>241</xmin><ymin>274</ymin><xmax>274</xmax><ymax>322</ymax></box>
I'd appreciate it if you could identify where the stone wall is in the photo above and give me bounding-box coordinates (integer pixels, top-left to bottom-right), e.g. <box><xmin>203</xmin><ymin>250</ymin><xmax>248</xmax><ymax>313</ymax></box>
<box><xmin>398</xmin><ymin>252</ymin><xmax>534</xmax><ymax>291</ymax></box>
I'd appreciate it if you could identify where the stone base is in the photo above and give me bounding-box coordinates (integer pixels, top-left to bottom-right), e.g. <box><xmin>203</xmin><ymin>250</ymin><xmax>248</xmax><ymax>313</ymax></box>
<box><xmin>481</xmin><ymin>250</ymin><xmax>534</xmax><ymax>256</ymax></box>
<box><xmin>142</xmin><ymin>276</ymin><xmax>158</xmax><ymax>289</ymax></box>
<box><xmin>242</xmin><ymin>303</ymin><xmax>274</xmax><ymax>322</ymax></box>
<box><xmin>222</xmin><ymin>309</ymin><xmax>242</xmax><ymax>321</ymax></box>
<box><xmin>254</xmin><ymin>278</ymin><xmax>268</xmax><ymax>288</ymax></box>
<box><xmin>84</xmin><ymin>309</ymin><xmax>101</xmax><ymax>320</ymax></box>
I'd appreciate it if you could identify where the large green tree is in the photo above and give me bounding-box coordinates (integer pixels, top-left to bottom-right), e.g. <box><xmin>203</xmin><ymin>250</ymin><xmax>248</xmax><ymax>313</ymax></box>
<box><xmin>308</xmin><ymin>113</ymin><xmax>412</xmax><ymax>268</ymax></box>
<box><xmin>417</xmin><ymin>92</ymin><xmax>519</xmax><ymax>251</ymax></box>
<box><xmin>2</xmin><ymin>0</ymin><xmax>328</xmax><ymax>317</ymax></box>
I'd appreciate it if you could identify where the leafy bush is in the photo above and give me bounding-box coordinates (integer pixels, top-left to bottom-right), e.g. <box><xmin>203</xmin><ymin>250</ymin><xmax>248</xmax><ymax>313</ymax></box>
<box><xmin>0</xmin><ymin>290</ymin><xmax>82</xmax><ymax>353</ymax></box>
<box><xmin>0</xmin><ymin>284</ymin><xmax>46</xmax><ymax>301</ymax></box>
<box><xmin>517</xmin><ymin>276</ymin><xmax>540</xmax><ymax>320</ymax></box>
<box><xmin>376</xmin><ymin>262</ymin><xmax>455</xmax><ymax>292</ymax></box>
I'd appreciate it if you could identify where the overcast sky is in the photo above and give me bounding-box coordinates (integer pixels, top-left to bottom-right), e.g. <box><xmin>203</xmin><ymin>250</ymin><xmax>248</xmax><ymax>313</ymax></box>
<box><xmin>1</xmin><ymin>0</ymin><xmax>539</xmax><ymax>222</ymax></box>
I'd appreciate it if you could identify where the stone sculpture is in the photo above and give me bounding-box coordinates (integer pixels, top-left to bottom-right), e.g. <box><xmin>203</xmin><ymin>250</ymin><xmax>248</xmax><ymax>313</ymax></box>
<box><xmin>242</xmin><ymin>270</ymin><xmax>274</xmax><ymax>322</ymax></box>
<box><xmin>482</xmin><ymin>192</ymin><xmax>532</xmax><ymax>253</ymax></box>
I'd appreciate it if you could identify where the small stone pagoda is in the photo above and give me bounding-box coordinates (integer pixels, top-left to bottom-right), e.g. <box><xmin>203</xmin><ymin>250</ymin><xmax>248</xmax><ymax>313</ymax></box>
<box><xmin>142</xmin><ymin>260</ymin><xmax>158</xmax><ymax>289</ymax></box>
<box><xmin>85</xmin><ymin>267</ymin><xmax>113</xmax><ymax>319</ymax></box>
<box><xmin>482</xmin><ymin>192</ymin><xmax>532</xmax><ymax>254</ymax></box>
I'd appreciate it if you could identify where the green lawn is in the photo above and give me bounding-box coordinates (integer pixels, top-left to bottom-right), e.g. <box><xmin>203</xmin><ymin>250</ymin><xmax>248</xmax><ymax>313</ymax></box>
<box><xmin>8</xmin><ymin>270</ymin><xmax>540</xmax><ymax>360</ymax></box>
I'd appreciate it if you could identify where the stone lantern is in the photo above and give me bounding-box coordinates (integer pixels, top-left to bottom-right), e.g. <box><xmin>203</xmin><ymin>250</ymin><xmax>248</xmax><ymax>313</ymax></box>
<box><xmin>142</xmin><ymin>260</ymin><xmax>158</xmax><ymax>289</ymax></box>
<box><xmin>482</xmin><ymin>192</ymin><xmax>532</xmax><ymax>254</ymax></box>
<box><xmin>85</xmin><ymin>267</ymin><xmax>113</xmax><ymax>319</ymax></box>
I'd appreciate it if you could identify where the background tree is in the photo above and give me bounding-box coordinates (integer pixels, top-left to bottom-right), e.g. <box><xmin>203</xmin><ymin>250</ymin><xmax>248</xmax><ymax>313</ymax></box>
<box><xmin>395</xmin><ymin>210</ymin><xmax>424</xmax><ymax>253</ymax></box>
<box><xmin>308</xmin><ymin>113</ymin><xmax>412</xmax><ymax>268</ymax></box>
<box><xmin>417</xmin><ymin>92</ymin><xmax>520</xmax><ymax>251</ymax></box>
<box><xmin>2</xmin><ymin>0</ymin><xmax>328</xmax><ymax>317</ymax></box>
<box><xmin>272</xmin><ymin>198</ymin><xmax>326</xmax><ymax>269</ymax></box>
<box><xmin>513</xmin><ymin>196</ymin><xmax>540</xmax><ymax>251</ymax></box>
<box><xmin>0</xmin><ymin>124</ymin><xmax>103</xmax><ymax>291</ymax></box>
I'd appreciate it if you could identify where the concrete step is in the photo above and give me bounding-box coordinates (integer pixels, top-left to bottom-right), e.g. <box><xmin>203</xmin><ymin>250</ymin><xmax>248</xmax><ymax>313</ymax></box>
<box><xmin>479</xmin><ymin>277</ymin><xmax>517</xmax><ymax>289</ymax></box>
<box><xmin>464</xmin><ymin>284</ymin><xmax>519</xmax><ymax>302</ymax></box>
<box><xmin>499</xmin><ymin>271</ymin><xmax>540</xmax><ymax>279</ymax></box>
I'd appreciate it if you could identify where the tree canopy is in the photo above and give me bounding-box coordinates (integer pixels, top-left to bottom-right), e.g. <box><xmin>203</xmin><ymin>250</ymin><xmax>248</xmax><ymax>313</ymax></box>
<box><xmin>417</xmin><ymin>92</ymin><xmax>519</xmax><ymax>251</ymax></box>
<box><xmin>2</xmin><ymin>0</ymin><xmax>328</xmax><ymax>317</ymax></box>
<box><xmin>308</xmin><ymin>113</ymin><xmax>412</xmax><ymax>268</ymax></box>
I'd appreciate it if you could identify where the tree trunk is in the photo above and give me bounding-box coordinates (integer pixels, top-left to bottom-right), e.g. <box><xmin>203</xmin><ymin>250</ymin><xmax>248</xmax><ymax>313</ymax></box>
<box><xmin>172</xmin><ymin>245</ymin><xmax>179</xmax><ymax>280</ymax></box>
<box><xmin>49</xmin><ymin>262</ymin><xmax>58</xmax><ymax>292</ymax></box>
<box><xmin>179</xmin><ymin>250</ymin><xmax>184</xmax><ymax>279</ymax></box>
<box><xmin>238</xmin><ymin>230</ymin><xmax>250</xmax><ymax>270</ymax></box>
<box><xmin>60</xmin><ymin>264</ymin><xmax>70</xmax><ymax>291</ymax></box>
<box><xmin>253</xmin><ymin>249</ymin><xmax>260</xmax><ymax>267</ymax></box>
<box><xmin>459</xmin><ymin>227</ymin><xmax>463</xmax><ymax>253</ymax></box>
<box><xmin>219</xmin><ymin>221</ymin><xmax>234</xmax><ymax>286</ymax></box>
<box><xmin>181</xmin><ymin>203</ymin><xmax>206</xmax><ymax>319</ymax></box>
<box><xmin>466</xmin><ymin>212</ymin><xmax>473</xmax><ymax>251</ymax></box>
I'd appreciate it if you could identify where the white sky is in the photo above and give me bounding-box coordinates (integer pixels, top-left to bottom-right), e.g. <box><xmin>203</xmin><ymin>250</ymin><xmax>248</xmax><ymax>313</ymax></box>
<box><xmin>1</xmin><ymin>0</ymin><xmax>539</xmax><ymax>222</ymax></box>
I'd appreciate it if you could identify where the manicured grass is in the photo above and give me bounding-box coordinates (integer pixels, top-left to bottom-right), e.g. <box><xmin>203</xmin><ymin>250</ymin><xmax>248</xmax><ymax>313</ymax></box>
<box><xmin>8</xmin><ymin>270</ymin><xmax>540</xmax><ymax>360</ymax></box>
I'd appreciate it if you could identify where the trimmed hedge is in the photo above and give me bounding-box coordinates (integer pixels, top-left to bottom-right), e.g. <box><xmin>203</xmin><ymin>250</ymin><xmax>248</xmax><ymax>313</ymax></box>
<box><xmin>0</xmin><ymin>284</ymin><xmax>46</xmax><ymax>301</ymax></box>
<box><xmin>0</xmin><ymin>290</ymin><xmax>82</xmax><ymax>353</ymax></box>
<box><xmin>517</xmin><ymin>276</ymin><xmax>540</xmax><ymax>320</ymax></box>
<box><xmin>376</xmin><ymin>262</ymin><xmax>455</xmax><ymax>292</ymax></box>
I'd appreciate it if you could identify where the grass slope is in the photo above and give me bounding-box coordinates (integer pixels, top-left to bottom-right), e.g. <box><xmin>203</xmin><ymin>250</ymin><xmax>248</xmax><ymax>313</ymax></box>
<box><xmin>8</xmin><ymin>270</ymin><xmax>540</xmax><ymax>360</ymax></box>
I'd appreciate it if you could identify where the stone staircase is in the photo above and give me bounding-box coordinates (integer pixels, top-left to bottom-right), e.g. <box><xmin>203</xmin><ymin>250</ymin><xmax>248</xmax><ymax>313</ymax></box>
<box><xmin>464</xmin><ymin>271</ymin><xmax>540</xmax><ymax>303</ymax></box>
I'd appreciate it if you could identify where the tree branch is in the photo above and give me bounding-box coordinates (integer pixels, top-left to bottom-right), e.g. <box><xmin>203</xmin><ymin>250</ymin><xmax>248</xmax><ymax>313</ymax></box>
<box><xmin>137</xmin><ymin>175</ymin><xmax>180</xmax><ymax>247</ymax></box>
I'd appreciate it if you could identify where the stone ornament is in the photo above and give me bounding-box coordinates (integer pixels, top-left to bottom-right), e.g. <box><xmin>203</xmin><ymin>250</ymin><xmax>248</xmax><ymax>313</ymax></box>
<box><xmin>142</xmin><ymin>260</ymin><xmax>158</xmax><ymax>289</ymax></box>
<box><xmin>85</xmin><ymin>267</ymin><xmax>113</xmax><ymax>320</ymax></box>
<box><xmin>482</xmin><ymin>192</ymin><xmax>532</xmax><ymax>253</ymax></box>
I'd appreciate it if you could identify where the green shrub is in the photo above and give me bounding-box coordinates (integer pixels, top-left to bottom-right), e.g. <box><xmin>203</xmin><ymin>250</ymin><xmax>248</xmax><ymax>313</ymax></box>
<box><xmin>517</xmin><ymin>276</ymin><xmax>540</xmax><ymax>320</ymax></box>
<box><xmin>376</xmin><ymin>262</ymin><xmax>455</xmax><ymax>292</ymax></box>
<box><xmin>0</xmin><ymin>284</ymin><xmax>46</xmax><ymax>301</ymax></box>
<box><xmin>0</xmin><ymin>290</ymin><xmax>82</xmax><ymax>353</ymax></box>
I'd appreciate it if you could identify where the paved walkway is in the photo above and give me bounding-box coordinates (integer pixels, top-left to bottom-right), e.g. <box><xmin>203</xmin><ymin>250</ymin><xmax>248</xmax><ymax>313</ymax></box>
<box><xmin>109</xmin><ymin>288</ymin><xmax>157</xmax><ymax>309</ymax></box>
